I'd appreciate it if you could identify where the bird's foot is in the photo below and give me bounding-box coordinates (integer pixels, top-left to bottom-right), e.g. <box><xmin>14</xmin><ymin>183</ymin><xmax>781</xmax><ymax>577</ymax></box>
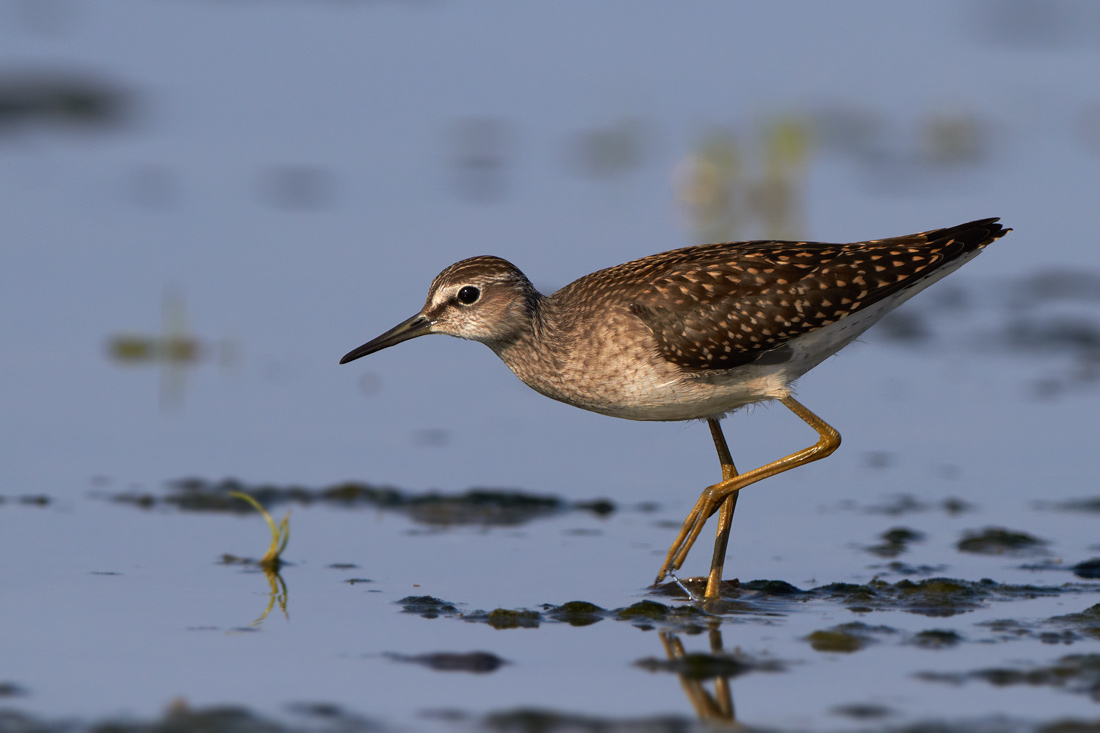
<box><xmin>665</xmin><ymin>570</ymin><xmax>699</xmax><ymax>601</ymax></box>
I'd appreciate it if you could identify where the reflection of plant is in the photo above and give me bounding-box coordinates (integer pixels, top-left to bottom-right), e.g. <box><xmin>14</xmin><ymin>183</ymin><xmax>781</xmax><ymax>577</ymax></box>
<box><xmin>252</xmin><ymin>567</ymin><xmax>288</xmax><ymax>626</ymax></box>
<box><xmin>228</xmin><ymin>491</ymin><xmax>289</xmax><ymax>571</ymax></box>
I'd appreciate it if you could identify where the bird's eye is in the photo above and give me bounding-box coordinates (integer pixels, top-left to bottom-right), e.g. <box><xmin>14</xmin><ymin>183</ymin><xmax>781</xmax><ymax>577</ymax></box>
<box><xmin>457</xmin><ymin>286</ymin><xmax>480</xmax><ymax>305</ymax></box>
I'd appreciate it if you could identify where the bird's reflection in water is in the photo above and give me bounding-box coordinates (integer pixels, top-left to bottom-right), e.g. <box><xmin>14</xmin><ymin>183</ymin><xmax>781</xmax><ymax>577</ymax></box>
<box><xmin>651</xmin><ymin>618</ymin><xmax>788</xmax><ymax>730</ymax></box>
<box><xmin>660</xmin><ymin>625</ymin><xmax>736</xmax><ymax>727</ymax></box>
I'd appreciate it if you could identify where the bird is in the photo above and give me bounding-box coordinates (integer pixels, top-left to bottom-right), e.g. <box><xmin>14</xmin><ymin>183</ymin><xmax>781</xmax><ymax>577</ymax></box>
<box><xmin>340</xmin><ymin>218</ymin><xmax>1009</xmax><ymax>599</ymax></box>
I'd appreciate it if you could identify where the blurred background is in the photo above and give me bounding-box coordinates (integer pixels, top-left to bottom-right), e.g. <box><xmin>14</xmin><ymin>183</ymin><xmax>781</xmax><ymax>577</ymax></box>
<box><xmin>6</xmin><ymin>2</ymin><xmax>1100</xmax><ymax>728</ymax></box>
<box><xmin>2</xmin><ymin>0</ymin><xmax>1098</xmax><ymax>503</ymax></box>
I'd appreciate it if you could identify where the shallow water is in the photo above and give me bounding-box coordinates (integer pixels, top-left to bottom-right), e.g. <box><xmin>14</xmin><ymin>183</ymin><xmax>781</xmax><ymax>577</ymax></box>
<box><xmin>4</xmin><ymin>2</ymin><xmax>1100</xmax><ymax>731</ymax></box>
<box><xmin>6</xmin><ymin>469</ymin><xmax>1100</xmax><ymax>731</ymax></box>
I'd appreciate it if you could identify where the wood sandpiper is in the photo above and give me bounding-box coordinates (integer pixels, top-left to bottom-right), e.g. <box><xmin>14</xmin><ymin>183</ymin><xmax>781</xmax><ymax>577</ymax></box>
<box><xmin>341</xmin><ymin>218</ymin><xmax>1009</xmax><ymax>598</ymax></box>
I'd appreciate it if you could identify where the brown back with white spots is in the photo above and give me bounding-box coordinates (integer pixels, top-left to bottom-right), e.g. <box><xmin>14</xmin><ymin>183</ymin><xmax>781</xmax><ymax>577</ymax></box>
<box><xmin>563</xmin><ymin>218</ymin><xmax>1008</xmax><ymax>371</ymax></box>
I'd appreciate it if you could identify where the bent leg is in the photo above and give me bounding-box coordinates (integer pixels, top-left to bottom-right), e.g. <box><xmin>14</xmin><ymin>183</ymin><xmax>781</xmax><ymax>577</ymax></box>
<box><xmin>656</xmin><ymin>396</ymin><xmax>841</xmax><ymax>584</ymax></box>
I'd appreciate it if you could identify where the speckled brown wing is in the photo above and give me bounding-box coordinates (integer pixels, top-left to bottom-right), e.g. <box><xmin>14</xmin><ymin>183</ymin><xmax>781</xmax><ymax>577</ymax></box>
<box><xmin>627</xmin><ymin>218</ymin><xmax>1008</xmax><ymax>371</ymax></box>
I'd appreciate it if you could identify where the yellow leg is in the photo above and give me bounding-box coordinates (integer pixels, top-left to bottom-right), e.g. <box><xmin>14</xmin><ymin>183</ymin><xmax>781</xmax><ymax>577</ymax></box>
<box><xmin>704</xmin><ymin>419</ymin><xmax>738</xmax><ymax>599</ymax></box>
<box><xmin>656</xmin><ymin>395</ymin><xmax>841</xmax><ymax>584</ymax></box>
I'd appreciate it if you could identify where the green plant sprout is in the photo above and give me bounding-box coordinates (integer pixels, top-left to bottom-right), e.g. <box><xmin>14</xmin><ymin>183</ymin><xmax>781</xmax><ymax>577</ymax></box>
<box><xmin>228</xmin><ymin>491</ymin><xmax>289</xmax><ymax>570</ymax></box>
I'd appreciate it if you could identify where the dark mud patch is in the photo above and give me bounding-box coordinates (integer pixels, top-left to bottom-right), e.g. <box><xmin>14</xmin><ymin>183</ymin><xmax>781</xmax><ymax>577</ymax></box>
<box><xmin>0</xmin><ymin>494</ymin><xmax>51</xmax><ymax>507</ymax></box>
<box><xmin>874</xmin><ymin>560</ymin><xmax>948</xmax><ymax>577</ymax></box>
<box><xmin>0</xmin><ymin>682</ymin><xmax>26</xmax><ymax>698</ymax></box>
<box><xmin>0</xmin><ymin>73</ymin><xmax>131</xmax><ymax>133</ymax></box>
<box><xmin>1037</xmin><ymin>496</ymin><xmax>1100</xmax><ymax>514</ymax></box>
<box><xmin>613</xmin><ymin>600</ymin><xmax>709</xmax><ymax>630</ymax></box>
<box><xmin>957</xmin><ymin>527</ymin><xmax>1049</xmax><ymax>555</ymax></box>
<box><xmin>1037</xmin><ymin>602</ymin><xmax>1100</xmax><ymax>643</ymax></box>
<box><xmin>830</xmin><ymin>702</ymin><xmax>894</xmax><ymax>721</ymax></box>
<box><xmin>397</xmin><ymin>579</ymin><xmax>1100</xmax><ymax>636</ymax></box>
<box><xmin>399</xmin><ymin>595</ymin><xmax>459</xmax><ymax>619</ymax></box>
<box><xmin>978</xmin><ymin>618</ymin><xmax>1080</xmax><ymax>646</ymax></box>
<box><xmin>808</xmin><ymin>623</ymin><xmax>967</xmax><ymax>652</ymax></box>
<box><xmin>815</xmin><ymin>577</ymin><xmax>1076</xmax><ymax>616</ymax></box>
<box><xmin>807</xmin><ymin>622</ymin><xmax>897</xmax><ymax>653</ymax></box>
<box><xmin>806</xmin><ymin>628</ymin><xmax>867</xmax><ymax>653</ymax></box>
<box><xmin>919</xmin><ymin>653</ymin><xmax>1100</xmax><ymax>700</ymax></box>
<box><xmin>109</xmin><ymin>477</ymin><xmax>615</xmax><ymax>527</ymax></box>
<box><xmin>910</xmin><ymin>628</ymin><xmax>965</xmax><ymax>648</ymax></box>
<box><xmin>816</xmin><ymin>577</ymin><xmax>987</xmax><ymax>616</ymax></box>
<box><xmin>386</xmin><ymin>651</ymin><xmax>507</xmax><ymax>673</ymax></box>
<box><xmin>343</xmin><ymin>578</ymin><xmax>374</xmax><ymax>586</ymax></box>
<box><xmin>0</xmin><ymin>702</ymin><xmax>380</xmax><ymax>733</ymax></box>
<box><xmin>479</xmin><ymin>609</ymin><xmax>542</xmax><ymax>630</ymax></box>
<box><xmin>1072</xmin><ymin>559</ymin><xmax>1100</xmax><ymax>579</ymax></box>
<box><xmin>841</xmin><ymin>493</ymin><xmax>974</xmax><ymax>516</ymax></box>
<box><xmin>545</xmin><ymin>600</ymin><xmax>605</xmax><ymax>627</ymax></box>
<box><xmin>865</xmin><ymin>526</ymin><xmax>926</xmax><ymax>558</ymax></box>
<box><xmin>963</xmin><ymin>602</ymin><xmax>1100</xmax><ymax>646</ymax></box>
<box><xmin>1018</xmin><ymin>558</ymin><xmax>1100</xmax><ymax>580</ymax></box>
<box><xmin>655</xmin><ymin>576</ymin><xmax>1096</xmax><ymax>618</ymax></box>
<box><xmin>394</xmin><ymin>596</ymin><xmax>709</xmax><ymax>632</ymax></box>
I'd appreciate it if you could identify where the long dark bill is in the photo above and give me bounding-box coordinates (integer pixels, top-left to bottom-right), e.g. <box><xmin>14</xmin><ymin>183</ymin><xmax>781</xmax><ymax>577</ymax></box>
<box><xmin>339</xmin><ymin>314</ymin><xmax>433</xmax><ymax>364</ymax></box>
